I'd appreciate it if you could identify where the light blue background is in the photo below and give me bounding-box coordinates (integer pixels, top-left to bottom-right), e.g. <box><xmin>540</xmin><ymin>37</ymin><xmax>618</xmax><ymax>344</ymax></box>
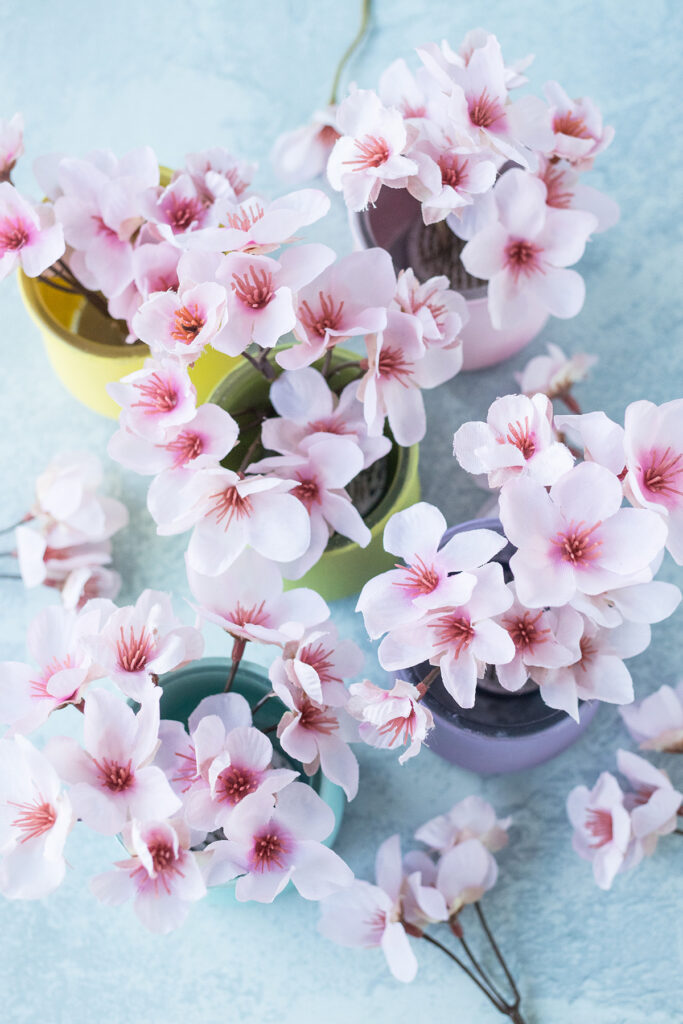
<box><xmin>0</xmin><ymin>2</ymin><xmax>681</xmax><ymax>1022</ymax></box>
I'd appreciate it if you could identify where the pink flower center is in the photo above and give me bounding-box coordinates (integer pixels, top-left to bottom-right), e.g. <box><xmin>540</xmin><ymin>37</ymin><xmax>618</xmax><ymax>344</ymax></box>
<box><xmin>231</xmin><ymin>266</ymin><xmax>275</xmax><ymax>308</ymax></box>
<box><xmin>401</xmin><ymin>102</ymin><xmax>427</xmax><ymax>119</ymax></box>
<box><xmin>377</xmin><ymin>346</ymin><xmax>413</xmax><ymax>385</ymax></box>
<box><xmin>503</xmin><ymin>416</ymin><xmax>536</xmax><ymax>459</ymax></box>
<box><xmin>578</xmin><ymin>635</ymin><xmax>598</xmax><ymax>670</ymax></box>
<box><xmin>308</xmin><ymin>416</ymin><xmax>348</xmax><ymax>435</ymax></box>
<box><xmin>208</xmin><ymin>484</ymin><xmax>253</xmax><ymax>526</ymax></box>
<box><xmin>117</xmin><ymin>626</ymin><xmax>154</xmax><ymax>673</ymax></box>
<box><xmin>166</xmin><ymin>196</ymin><xmax>203</xmax><ymax>233</ymax></box>
<box><xmin>251</xmin><ymin>830</ymin><xmax>290</xmax><ymax>871</ymax></box>
<box><xmin>541</xmin><ymin>165</ymin><xmax>574</xmax><ymax>209</ymax></box>
<box><xmin>293</xmin><ymin>475</ymin><xmax>321</xmax><ymax>509</ymax></box>
<box><xmin>170</xmin><ymin>304</ymin><xmax>205</xmax><ymax>343</ymax></box>
<box><xmin>231</xmin><ymin>600</ymin><xmax>269</xmax><ymax>629</ymax></box>
<box><xmin>365</xmin><ymin>908</ymin><xmax>388</xmax><ymax>943</ymax></box>
<box><xmin>91</xmin><ymin>214</ymin><xmax>118</xmax><ymax>240</ymax></box>
<box><xmin>503</xmin><ymin>610</ymin><xmax>550</xmax><ymax>652</ymax></box>
<box><xmin>551</xmin><ymin>520</ymin><xmax>602</xmax><ymax>567</ymax></box>
<box><xmin>166</xmin><ymin>430</ymin><xmax>204</xmax><ymax>467</ymax></box>
<box><xmin>30</xmin><ymin>654</ymin><xmax>76</xmax><ymax>700</ymax></box>
<box><xmin>432</xmin><ymin>613</ymin><xmax>475</xmax><ymax>656</ymax></box>
<box><xmin>439</xmin><ymin>154</ymin><xmax>467</xmax><ymax>190</ymax></box>
<box><xmin>9</xmin><ymin>798</ymin><xmax>56</xmax><ymax>843</ymax></box>
<box><xmin>504</xmin><ymin>240</ymin><xmax>543</xmax><ymax>280</ymax></box>
<box><xmin>133</xmin><ymin>373</ymin><xmax>179</xmax><ymax>414</ymax></box>
<box><xmin>553</xmin><ymin>111</ymin><xmax>591</xmax><ymax>139</ymax></box>
<box><xmin>343</xmin><ymin>134</ymin><xmax>390</xmax><ymax>171</ymax></box>
<box><xmin>298</xmin><ymin>291</ymin><xmax>345</xmax><ymax>338</ymax></box>
<box><xmin>299</xmin><ymin>700</ymin><xmax>338</xmax><ymax>734</ymax></box>
<box><xmin>378</xmin><ymin>708</ymin><xmax>417</xmax><ymax>746</ymax></box>
<box><xmin>130</xmin><ymin>837</ymin><xmax>185</xmax><ymax>895</ymax></box>
<box><xmin>584</xmin><ymin>808</ymin><xmax>613</xmax><ymax>847</ymax></box>
<box><xmin>0</xmin><ymin>216</ymin><xmax>31</xmax><ymax>252</ymax></box>
<box><xmin>468</xmin><ymin>90</ymin><xmax>505</xmax><ymax>131</ymax></box>
<box><xmin>396</xmin><ymin>556</ymin><xmax>440</xmax><ymax>597</ymax></box>
<box><xmin>298</xmin><ymin>641</ymin><xmax>339</xmax><ymax>685</ymax></box>
<box><xmin>96</xmin><ymin>757</ymin><xmax>134</xmax><ymax>792</ymax></box>
<box><xmin>172</xmin><ymin>745</ymin><xmax>200</xmax><ymax>792</ymax></box>
<box><xmin>217</xmin><ymin>765</ymin><xmax>260</xmax><ymax>805</ymax></box>
<box><xmin>640</xmin><ymin>447</ymin><xmax>683</xmax><ymax>503</ymax></box>
<box><xmin>150</xmin><ymin>841</ymin><xmax>177</xmax><ymax>873</ymax></box>
<box><xmin>224</xmin><ymin>202</ymin><xmax>264</xmax><ymax>232</ymax></box>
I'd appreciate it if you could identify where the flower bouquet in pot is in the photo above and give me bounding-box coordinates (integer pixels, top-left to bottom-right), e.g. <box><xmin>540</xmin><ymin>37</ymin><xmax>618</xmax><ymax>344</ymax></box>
<box><xmin>275</xmin><ymin>26</ymin><xmax>619</xmax><ymax>371</ymax></box>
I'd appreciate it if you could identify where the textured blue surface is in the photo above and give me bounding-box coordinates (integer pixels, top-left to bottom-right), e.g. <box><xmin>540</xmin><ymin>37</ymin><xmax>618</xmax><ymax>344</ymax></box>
<box><xmin>0</xmin><ymin>2</ymin><xmax>681</xmax><ymax>1022</ymax></box>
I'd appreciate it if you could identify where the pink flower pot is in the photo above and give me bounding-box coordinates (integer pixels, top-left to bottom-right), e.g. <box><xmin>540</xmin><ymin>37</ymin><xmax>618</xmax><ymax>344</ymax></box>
<box><xmin>349</xmin><ymin>189</ymin><xmax>548</xmax><ymax>372</ymax></box>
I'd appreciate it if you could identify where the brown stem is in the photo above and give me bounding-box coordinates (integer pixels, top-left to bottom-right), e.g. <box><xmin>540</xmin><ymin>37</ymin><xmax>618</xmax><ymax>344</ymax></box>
<box><xmin>475</xmin><ymin>904</ymin><xmax>520</xmax><ymax>1004</ymax></box>
<box><xmin>238</xmin><ymin>434</ymin><xmax>263</xmax><ymax>474</ymax></box>
<box><xmin>45</xmin><ymin>260</ymin><xmax>112</xmax><ymax>319</ymax></box>
<box><xmin>225</xmin><ymin>636</ymin><xmax>247</xmax><ymax>692</ymax></box>
<box><xmin>261</xmin><ymin>723</ymin><xmax>278</xmax><ymax>735</ymax></box>
<box><xmin>458</xmin><ymin>933</ymin><xmax>508</xmax><ymax>1008</ymax></box>
<box><xmin>37</xmin><ymin>275</ymin><xmax>81</xmax><ymax>296</ymax></box>
<box><xmin>674</xmin><ymin>828</ymin><xmax>683</xmax><ymax>835</ymax></box>
<box><xmin>558</xmin><ymin>391</ymin><xmax>582</xmax><ymax>415</ymax></box>
<box><xmin>251</xmin><ymin>691</ymin><xmax>276</xmax><ymax>714</ymax></box>
<box><xmin>416</xmin><ymin>666</ymin><xmax>440</xmax><ymax>700</ymax></box>
<box><xmin>421</xmin><ymin>932</ymin><xmax>508</xmax><ymax>1013</ymax></box>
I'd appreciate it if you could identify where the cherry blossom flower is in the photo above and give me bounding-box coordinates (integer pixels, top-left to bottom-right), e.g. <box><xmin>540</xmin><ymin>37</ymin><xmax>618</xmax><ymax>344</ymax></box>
<box><xmin>327</xmin><ymin>89</ymin><xmax>418</xmax><ymax>211</ymax></box>
<box><xmin>619</xmin><ymin>682</ymin><xmax>683</xmax><ymax>752</ymax></box>
<box><xmin>46</xmin><ymin>688</ymin><xmax>180</xmax><ymax>835</ymax></box>
<box><xmin>187</xmin><ymin>547</ymin><xmax>329</xmax><ymax>648</ymax></box>
<box><xmin>436</xmin><ymin>838</ymin><xmax>499</xmax><ymax>916</ymax></box>
<box><xmin>535</xmin><ymin>156</ymin><xmax>620</xmax><ymax>232</ymax></box>
<box><xmin>206</xmin><ymin>782</ymin><xmax>353</xmax><ymax>902</ymax></box>
<box><xmin>0</xmin><ymin>735</ymin><xmax>74</xmax><ymax>899</ymax></box>
<box><xmin>498</xmin><ymin>461</ymin><xmax>669</xmax><ymax>609</ymax></box>
<box><xmin>61</xmin><ymin>566</ymin><xmax>122</xmax><ymax>611</ymax></box>
<box><xmin>460</xmin><ymin>169</ymin><xmax>597</xmax><ymax>329</ymax></box>
<box><xmin>132</xmin><ymin>281</ymin><xmax>227</xmax><ymax>363</ymax></box>
<box><xmin>84</xmin><ymin>589</ymin><xmax>204</xmax><ymax>701</ymax></box>
<box><xmin>268</xmin><ymin>624</ymin><xmax>363</xmax><ymax>706</ymax></box>
<box><xmin>568</xmin><ymin>575</ymin><xmax>681</xmax><ymax>632</ymax></box>
<box><xmin>543</xmin><ymin>81</ymin><xmax>614</xmax><ymax>169</ymax></box>
<box><xmin>0</xmin><ymin>183</ymin><xmax>64</xmax><ymax>281</ymax></box>
<box><xmin>271</xmin><ymin>108</ymin><xmax>340</xmax><ymax>184</ymax></box>
<box><xmin>566</xmin><ymin>771</ymin><xmax>631</xmax><ymax>889</ymax></box>
<box><xmin>457</xmin><ymin>29</ymin><xmax>533</xmax><ymax>89</ymax></box>
<box><xmin>378</xmin><ymin>57</ymin><xmax>438</xmax><ymax>120</ymax></box>
<box><xmin>407</xmin><ymin>143</ymin><xmax>497</xmax><ymax>225</ymax></box>
<box><xmin>183</xmin><ymin>147</ymin><xmax>255</xmax><ymax>205</ymax></box>
<box><xmin>15</xmin><ymin>529</ymin><xmax>113</xmax><ymax>591</ymax></box>
<box><xmin>616</xmin><ymin>749</ymin><xmax>682</xmax><ymax>857</ymax></box>
<box><xmin>493</xmin><ymin>585</ymin><xmax>579</xmax><ymax>692</ymax></box>
<box><xmin>0</xmin><ymin>113</ymin><xmax>23</xmax><ymax>180</ymax></box>
<box><xmin>553</xmin><ymin>411</ymin><xmax>626</xmax><ymax>477</ymax></box>
<box><xmin>0</xmin><ymin>602</ymin><xmax>109</xmax><ymax>735</ymax></box>
<box><xmin>142</xmin><ymin>173</ymin><xmax>211</xmax><ymax>240</ymax></box>
<box><xmin>454</xmin><ymin>392</ymin><xmax>574</xmax><ymax>488</ymax></box>
<box><xmin>356</xmin><ymin>501</ymin><xmax>505</xmax><ymax>639</ymax></box>
<box><xmin>248</xmin><ymin>435</ymin><xmax>371</xmax><ymax>578</ymax></box>
<box><xmin>108</xmin><ymin>359</ymin><xmax>197</xmax><ymax>441</ymax></box>
<box><xmin>196</xmin><ymin>189</ymin><xmax>331</xmax><ymax>255</ymax></box>
<box><xmin>415</xmin><ymin>795</ymin><xmax>511</xmax><ymax>854</ymax></box>
<box><xmin>378</xmin><ymin>563</ymin><xmax>515</xmax><ymax>709</ymax></box>
<box><xmin>623</xmin><ymin>398</ymin><xmax>683</xmax><ymax>564</ymax></box>
<box><xmin>346</xmin><ymin>678</ymin><xmax>434</xmax><ymax>764</ymax></box>
<box><xmin>277</xmin><ymin>247</ymin><xmax>395</xmax><ymax>370</ymax></box>
<box><xmin>392</xmin><ymin>268</ymin><xmax>468</xmax><ymax>352</ymax></box>
<box><xmin>516</xmin><ymin>343</ymin><xmax>597</xmax><ymax>400</ymax></box>
<box><xmin>357</xmin><ymin>311</ymin><xmax>428</xmax><ymax>446</ymax></box>
<box><xmin>91</xmin><ymin>817</ymin><xmax>207</xmax><ymax>933</ymax></box>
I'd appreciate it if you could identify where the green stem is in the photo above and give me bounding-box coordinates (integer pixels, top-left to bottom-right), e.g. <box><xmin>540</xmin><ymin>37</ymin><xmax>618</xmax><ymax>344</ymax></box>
<box><xmin>328</xmin><ymin>0</ymin><xmax>372</xmax><ymax>105</ymax></box>
<box><xmin>325</xmin><ymin>358</ymin><xmax>363</xmax><ymax>381</ymax></box>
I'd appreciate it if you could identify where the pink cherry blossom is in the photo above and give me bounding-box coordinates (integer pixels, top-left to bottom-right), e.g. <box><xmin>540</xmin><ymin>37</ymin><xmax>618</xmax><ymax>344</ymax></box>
<box><xmin>407</xmin><ymin>143</ymin><xmax>497</xmax><ymax>225</ymax></box>
<box><xmin>568</xmin><ymin>576</ymin><xmax>681</xmax><ymax>631</ymax></box>
<box><xmin>617</xmin><ymin>749</ymin><xmax>682</xmax><ymax>857</ymax></box>
<box><xmin>436</xmin><ymin>838</ymin><xmax>499</xmax><ymax>915</ymax></box>
<box><xmin>619</xmin><ymin>682</ymin><xmax>683</xmax><ymax>752</ymax></box>
<box><xmin>454</xmin><ymin>392</ymin><xmax>574</xmax><ymax>488</ymax></box>
<box><xmin>566</xmin><ymin>772</ymin><xmax>631</xmax><ymax>889</ymax></box>
<box><xmin>132</xmin><ymin>281</ymin><xmax>227</xmax><ymax>363</ymax></box>
<box><xmin>457</xmin><ymin>30</ymin><xmax>533</xmax><ymax>89</ymax></box>
<box><xmin>494</xmin><ymin>584</ymin><xmax>578</xmax><ymax>692</ymax></box>
<box><xmin>268</xmin><ymin>624</ymin><xmax>363</xmax><ymax>707</ymax></box>
<box><xmin>195</xmin><ymin>189</ymin><xmax>330</xmax><ymax>255</ymax></box>
<box><xmin>0</xmin><ymin>735</ymin><xmax>74</xmax><ymax>899</ymax></box>
<box><xmin>0</xmin><ymin>183</ymin><xmax>64</xmax><ymax>280</ymax></box>
<box><xmin>461</xmin><ymin>169</ymin><xmax>597</xmax><ymax>329</ymax></box>
<box><xmin>272</xmin><ymin>107</ymin><xmax>340</xmax><ymax>184</ymax></box>
<box><xmin>553</xmin><ymin>411</ymin><xmax>626</xmax><ymax>477</ymax></box>
<box><xmin>108</xmin><ymin>359</ymin><xmax>197</xmax><ymax>441</ymax></box>
<box><xmin>0</xmin><ymin>602</ymin><xmax>108</xmax><ymax>735</ymax></box>
<box><xmin>535</xmin><ymin>156</ymin><xmax>620</xmax><ymax>232</ymax></box>
<box><xmin>183</xmin><ymin>147</ymin><xmax>255</xmax><ymax>205</ymax></box>
<box><xmin>499</xmin><ymin>461</ymin><xmax>669</xmax><ymax>608</ymax></box>
<box><xmin>142</xmin><ymin>173</ymin><xmax>211</xmax><ymax>239</ymax></box>
<box><xmin>248</xmin><ymin>435</ymin><xmax>371</xmax><ymax>578</ymax></box>
<box><xmin>15</xmin><ymin>528</ymin><xmax>113</xmax><ymax>591</ymax></box>
<box><xmin>516</xmin><ymin>342</ymin><xmax>597</xmax><ymax>400</ymax></box>
<box><xmin>623</xmin><ymin>398</ymin><xmax>683</xmax><ymax>564</ymax></box>
<box><xmin>327</xmin><ymin>89</ymin><xmax>418</xmax><ymax>211</ymax></box>
<box><xmin>544</xmin><ymin>81</ymin><xmax>614</xmax><ymax>169</ymax></box>
<box><xmin>0</xmin><ymin>113</ymin><xmax>23</xmax><ymax>180</ymax></box>
<box><xmin>378</xmin><ymin>563</ymin><xmax>515</xmax><ymax>709</ymax></box>
<box><xmin>61</xmin><ymin>566</ymin><xmax>122</xmax><ymax>611</ymax></box>
<box><xmin>187</xmin><ymin>547</ymin><xmax>329</xmax><ymax>647</ymax></box>
<box><xmin>392</xmin><ymin>268</ymin><xmax>468</xmax><ymax>351</ymax></box>
<box><xmin>85</xmin><ymin>589</ymin><xmax>204</xmax><ymax>701</ymax></box>
<box><xmin>346</xmin><ymin>678</ymin><xmax>434</xmax><ymax>764</ymax></box>
<box><xmin>415</xmin><ymin>795</ymin><xmax>510</xmax><ymax>853</ymax></box>
<box><xmin>378</xmin><ymin>57</ymin><xmax>436</xmax><ymax>120</ymax></box>
<box><xmin>91</xmin><ymin>817</ymin><xmax>207</xmax><ymax>933</ymax></box>
<box><xmin>46</xmin><ymin>688</ymin><xmax>180</xmax><ymax>835</ymax></box>
<box><xmin>277</xmin><ymin>248</ymin><xmax>394</xmax><ymax>371</ymax></box>
<box><xmin>356</xmin><ymin>501</ymin><xmax>504</xmax><ymax>639</ymax></box>
<box><xmin>206</xmin><ymin>782</ymin><xmax>353</xmax><ymax>902</ymax></box>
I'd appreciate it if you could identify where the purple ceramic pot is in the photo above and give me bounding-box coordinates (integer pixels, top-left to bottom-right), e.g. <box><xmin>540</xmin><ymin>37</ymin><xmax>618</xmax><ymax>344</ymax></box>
<box><xmin>349</xmin><ymin>189</ymin><xmax>548</xmax><ymax>372</ymax></box>
<box><xmin>398</xmin><ymin>517</ymin><xmax>598</xmax><ymax>775</ymax></box>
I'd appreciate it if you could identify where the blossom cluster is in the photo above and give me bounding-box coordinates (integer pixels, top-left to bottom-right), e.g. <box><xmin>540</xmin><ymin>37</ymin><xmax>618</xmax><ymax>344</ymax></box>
<box><xmin>276</xmin><ymin>30</ymin><xmax>618</xmax><ymax>331</ymax></box>
<box><xmin>8</xmin><ymin>451</ymin><xmax>127</xmax><ymax>609</ymax></box>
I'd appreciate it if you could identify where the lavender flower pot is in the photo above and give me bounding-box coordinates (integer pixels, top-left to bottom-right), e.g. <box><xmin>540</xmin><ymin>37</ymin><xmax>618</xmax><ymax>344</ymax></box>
<box><xmin>349</xmin><ymin>189</ymin><xmax>547</xmax><ymax>372</ymax></box>
<box><xmin>399</xmin><ymin>517</ymin><xmax>598</xmax><ymax>775</ymax></box>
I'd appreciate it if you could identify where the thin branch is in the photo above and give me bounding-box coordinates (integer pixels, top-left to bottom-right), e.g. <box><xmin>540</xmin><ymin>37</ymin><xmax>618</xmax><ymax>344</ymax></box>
<box><xmin>326</xmin><ymin>359</ymin><xmax>364</xmax><ymax>381</ymax></box>
<box><xmin>238</xmin><ymin>434</ymin><xmax>263</xmax><ymax>474</ymax></box>
<box><xmin>475</xmin><ymin>903</ymin><xmax>520</xmax><ymax>1003</ymax></box>
<box><xmin>0</xmin><ymin>573</ymin><xmax>22</xmax><ymax>580</ymax></box>
<box><xmin>421</xmin><ymin>932</ymin><xmax>508</xmax><ymax>1013</ymax></box>
<box><xmin>328</xmin><ymin>0</ymin><xmax>373</xmax><ymax>105</ymax></box>
<box><xmin>458</xmin><ymin>934</ymin><xmax>508</xmax><ymax>1008</ymax></box>
<box><xmin>251</xmin><ymin>691</ymin><xmax>276</xmax><ymax>715</ymax></box>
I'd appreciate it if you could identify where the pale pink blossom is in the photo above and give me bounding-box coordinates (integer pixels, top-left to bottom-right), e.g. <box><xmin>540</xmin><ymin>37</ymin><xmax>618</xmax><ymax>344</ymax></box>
<box><xmin>619</xmin><ymin>682</ymin><xmax>683</xmax><ymax>752</ymax></box>
<box><xmin>392</xmin><ymin>268</ymin><xmax>468</xmax><ymax>351</ymax></box>
<box><xmin>544</xmin><ymin>81</ymin><xmax>614</xmax><ymax>169</ymax></box>
<box><xmin>0</xmin><ymin>735</ymin><xmax>74</xmax><ymax>899</ymax></box>
<box><xmin>416</xmin><ymin>795</ymin><xmax>511</xmax><ymax>853</ymax></box>
<box><xmin>206</xmin><ymin>782</ymin><xmax>353</xmax><ymax>902</ymax></box>
<box><xmin>436</xmin><ymin>838</ymin><xmax>499</xmax><ymax>914</ymax></box>
<box><xmin>516</xmin><ymin>342</ymin><xmax>597</xmax><ymax>400</ymax></box>
<box><xmin>378</xmin><ymin>57</ymin><xmax>438</xmax><ymax>120</ymax></box>
<box><xmin>461</xmin><ymin>169</ymin><xmax>597</xmax><ymax>329</ymax></box>
<box><xmin>268</xmin><ymin>624</ymin><xmax>363</xmax><ymax>706</ymax></box>
<box><xmin>248</xmin><ymin>435</ymin><xmax>371</xmax><ymax>578</ymax></box>
<box><xmin>553</xmin><ymin>411</ymin><xmax>625</xmax><ymax>477</ymax></box>
<box><xmin>617</xmin><ymin>749</ymin><xmax>682</xmax><ymax>857</ymax></box>
<box><xmin>109</xmin><ymin>241</ymin><xmax>183</xmax><ymax>332</ymax></box>
<box><xmin>494</xmin><ymin>584</ymin><xmax>578</xmax><ymax>692</ymax></box>
<box><xmin>499</xmin><ymin>462</ymin><xmax>669</xmax><ymax>609</ymax></box>
<box><xmin>568</xmin><ymin>576</ymin><xmax>681</xmax><ymax>631</ymax></box>
<box><xmin>536</xmin><ymin>156</ymin><xmax>620</xmax><ymax>232</ymax></box>
<box><xmin>183</xmin><ymin>147</ymin><xmax>255</xmax><ymax>205</ymax></box>
<box><xmin>60</xmin><ymin>566</ymin><xmax>122</xmax><ymax>611</ymax></box>
<box><xmin>108</xmin><ymin>359</ymin><xmax>197</xmax><ymax>441</ymax></box>
<box><xmin>91</xmin><ymin>817</ymin><xmax>207</xmax><ymax>933</ymax></box>
<box><xmin>195</xmin><ymin>189</ymin><xmax>330</xmax><ymax>255</ymax></box>
<box><xmin>407</xmin><ymin>143</ymin><xmax>497</xmax><ymax>225</ymax></box>
<box><xmin>378</xmin><ymin>563</ymin><xmax>515</xmax><ymax>709</ymax></box>
<box><xmin>46</xmin><ymin>688</ymin><xmax>180</xmax><ymax>835</ymax></box>
<box><xmin>187</xmin><ymin>547</ymin><xmax>329</xmax><ymax>647</ymax></box>
<box><xmin>356</xmin><ymin>501</ymin><xmax>504</xmax><ymax>639</ymax></box>
<box><xmin>566</xmin><ymin>772</ymin><xmax>631</xmax><ymax>889</ymax></box>
<box><xmin>327</xmin><ymin>89</ymin><xmax>418</xmax><ymax>211</ymax></box>
<box><xmin>272</xmin><ymin>109</ymin><xmax>340</xmax><ymax>184</ymax></box>
<box><xmin>85</xmin><ymin>589</ymin><xmax>204</xmax><ymax>701</ymax></box>
<box><xmin>132</xmin><ymin>281</ymin><xmax>227</xmax><ymax>363</ymax></box>
<box><xmin>457</xmin><ymin>30</ymin><xmax>533</xmax><ymax>89</ymax></box>
<box><xmin>142</xmin><ymin>173</ymin><xmax>211</xmax><ymax>240</ymax></box>
<box><xmin>399</xmin><ymin>850</ymin><xmax>450</xmax><ymax>933</ymax></box>
<box><xmin>0</xmin><ymin>113</ymin><xmax>23</xmax><ymax>180</ymax></box>
<box><xmin>0</xmin><ymin>183</ymin><xmax>64</xmax><ymax>280</ymax></box>
<box><xmin>277</xmin><ymin>248</ymin><xmax>394</xmax><ymax>370</ymax></box>
<box><xmin>346</xmin><ymin>678</ymin><xmax>434</xmax><ymax>764</ymax></box>
<box><xmin>623</xmin><ymin>399</ymin><xmax>683</xmax><ymax>564</ymax></box>
<box><xmin>454</xmin><ymin>393</ymin><xmax>574</xmax><ymax>488</ymax></box>
<box><xmin>15</xmin><ymin>528</ymin><xmax>113</xmax><ymax>591</ymax></box>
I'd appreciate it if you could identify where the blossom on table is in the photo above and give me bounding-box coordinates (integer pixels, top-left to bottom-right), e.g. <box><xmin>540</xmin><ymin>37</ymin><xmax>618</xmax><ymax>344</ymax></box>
<box><xmin>543</xmin><ymin>81</ymin><xmax>614</xmax><ymax>169</ymax></box>
<box><xmin>0</xmin><ymin>735</ymin><xmax>74</xmax><ymax>900</ymax></box>
<box><xmin>346</xmin><ymin>678</ymin><xmax>434</xmax><ymax>764</ymax></box>
<box><xmin>268</xmin><ymin>624</ymin><xmax>363</xmax><ymax>707</ymax></box>
<box><xmin>454</xmin><ymin>392</ymin><xmax>574</xmax><ymax>488</ymax></box>
<box><xmin>108</xmin><ymin>359</ymin><xmax>197</xmax><ymax>440</ymax></box>
<box><xmin>566</xmin><ymin>771</ymin><xmax>631</xmax><ymax>890</ymax></box>
<box><xmin>271</xmin><ymin>106</ymin><xmax>340</xmax><ymax>185</ymax></box>
<box><xmin>0</xmin><ymin>182</ymin><xmax>64</xmax><ymax>281</ymax></box>
<box><xmin>616</xmin><ymin>749</ymin><xmax>682</xmax><ymax>857</ymax></box>
<box><xmin>515</xmin><ymin>342</ymin><xmax>597</xmax><ymax>401</ymax></box>
<box><xmin>90</xmin><ymin>817</ymin><xmax>207</xmax><ymax>934</ymax></box>
<box><xmin>619</xmin><ymin>682</ymin><xmax>683</xmax><ymax>752</ymax></box>
<box><xmin>0</xmin><ymin>113</ymin><xmax>24</xmax><ymax>180</ymax></box>
<box><xmin>415</xmin><ymin>795</ymin><xmax>510</xmax><ymax>854</ymax></box>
